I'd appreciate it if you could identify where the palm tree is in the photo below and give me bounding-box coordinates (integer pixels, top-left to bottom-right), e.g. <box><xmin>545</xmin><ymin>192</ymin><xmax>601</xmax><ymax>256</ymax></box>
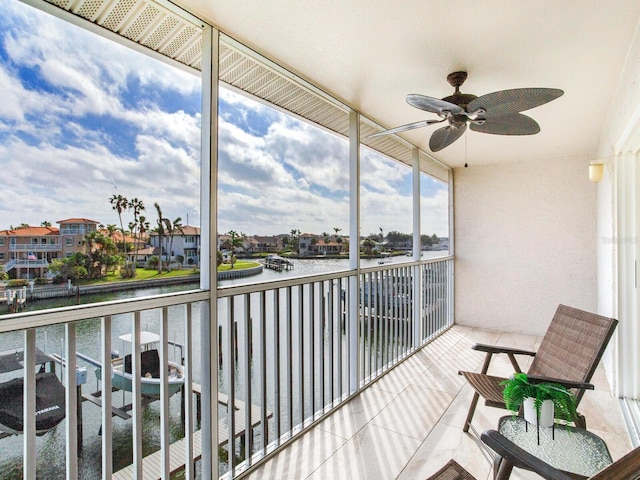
<box><xmin>333</xmin><ymin>227</ymin><xmax>342</xmax><ymax>239</ymax></box>
<box><xmin>163</xmin><ymin>216</ymin><xmax>184</xmax><ymax>271</ymax></box>
<box><xmin>109</xmin><ymin>194</ymin><xmax>129</xmax><ymax>254</ymax></box>
<box><xmin>136</xmin><ymin>215</ymin><xmax>150</xmax><ymax>266</ymax></box>
<box><xmin>289</xmin><ymin>228</ymin><xmax>301</xmax><ymax>252</ymax></box>
<box><xmin>105</xmin><ymin>224</ymin><xmax>118</xmax><ymax>241</ymax></box>
<box><xmin>227</xmin><ymin>230</ymin><xmax>246</xmax><ymax>268</ymax></box>
<box><xmin>41</xmin><ymin>220</ymin><xmax>51</xmax><ymax>227</ymax></box>
<box><xmin>129</xmin><ymin>198</ymin><xmax>145</xmax><ymax>266</ymax></box>
<box><xmin>153</xmin><ymin>202</ymin><xmax>165</xmax><ymax>273</ymax></box>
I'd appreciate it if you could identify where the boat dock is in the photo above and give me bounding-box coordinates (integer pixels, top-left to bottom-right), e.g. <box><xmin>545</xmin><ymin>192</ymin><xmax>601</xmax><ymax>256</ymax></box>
<box><xmin>0</xmin><ymin>286</ymin><xmax>27</xmax><ymax>312</ymax></box>
<box><xmin>52</xmin><ymin>350</ymin><xmax>271</xmax><ymax>479</ymax></box>
<box><xmin>112</xmin><ymin>384</ymin><xmax>271</xmax><ymax>480</ymax></box>
<box><xmin>264</xmin><ymin>255</ymin><xmax>293</xmax><ymax>272</ymax></box>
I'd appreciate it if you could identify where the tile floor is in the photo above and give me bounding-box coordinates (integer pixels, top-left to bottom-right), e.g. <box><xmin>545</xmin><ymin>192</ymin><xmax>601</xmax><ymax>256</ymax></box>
<box><xmin>243</xmin><ymin>325</ymin><xmax>632</xmax><ymax>480</ymax></box>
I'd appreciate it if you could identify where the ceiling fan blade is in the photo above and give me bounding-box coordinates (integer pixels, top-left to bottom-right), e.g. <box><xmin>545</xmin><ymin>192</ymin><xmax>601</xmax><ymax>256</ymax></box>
<box><xmin>365</xmin><ymin>119</ymin><xmax>445</xmax><ymax>138</ymax></box>
<box><xmin>467</xmin><ymin>88</ymin><xmax>563</xmax><ymax>118</ymax></box>
<box><xmin>429</xmin><ymin>124</ymin><xmax>467</xmax><ymax>152</ymax></box>
<box><xmin>470</xmin><ymin>113</ymin><xmax>540</xmax><ymax>135</ymax></box>
<box><xmin>406</xmin><ymin>94</ymin><xmax>464</xmax><ymax>115</ymax></box>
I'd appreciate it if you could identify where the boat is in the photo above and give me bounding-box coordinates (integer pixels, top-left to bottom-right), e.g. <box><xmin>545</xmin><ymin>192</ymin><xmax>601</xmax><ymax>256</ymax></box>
<box><xmin>378</xmin><ymin>252</ymin><xmax>392</xmax><ymax>264</ymax></box>
<box><xmin>0</xmin><ymin>348</ymin><xmax>65</xmax><ymax>435</ymax></box>
<box><xmin>263</xmin><ymin>254</ymin><xmax>294</xmax><ymax>271</ymax></box>
<box><xmin>95</xmin><ymin>331</ymin><xmax>185</xmax><ymax>399</ymax></box>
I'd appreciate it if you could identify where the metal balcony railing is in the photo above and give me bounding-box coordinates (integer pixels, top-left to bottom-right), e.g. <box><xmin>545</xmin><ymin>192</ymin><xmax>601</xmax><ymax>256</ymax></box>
<box><xmin>0</xmin><ymin>256</ymin><xmax>453</xmax><ymax>479</ymax></box>
<box><xmin>9</xmin><ymin>244</ymin><xmax>61</xmax><ymax>251</ymax></box>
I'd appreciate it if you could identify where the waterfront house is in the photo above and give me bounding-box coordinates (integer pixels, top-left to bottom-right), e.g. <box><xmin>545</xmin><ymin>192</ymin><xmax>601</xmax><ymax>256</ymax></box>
<box><xmin>102</xmin><ymin>229</ymin><xmax>147</xmax><ymax>253</ymax></box>
<box><xmin>4</xmin><ymin>1</ymin><xmax>640</xmax><ymax>479</ymax></box>
<box><xmin>297</xmin><ymin>233</ymin><xmax>317</xmax><ymax>256</ymax></box>
<box><xmin>149</xmin><ymin>225</ymin><xmax>201</xmax><ymax>266</ymax></box>
<box><xmin>126</xmin><ymin>246</ymin><xmax>161</xmax><ymax>267</ymax></box>
<box><xmin>311</xmin><ymin>238</ymin><xmax>343</xmax><ymax>255</ymax></box>
<box><xmin>0</xmin><ymin>218</ymin><xmax>99</xmax><ymax>279</ymax></box>
<box><xmin>58</xmin><ymin>218</ymin><xmax>101</xmax><ymax>257</ymax></box>
<box><xmin>250</xmin><ymin>235</ymin><xmax>282</xmax><ymax>254</ymax></box>
<box><xmin>0</xmin><ymin>226</ymin><xmax>59</xmax><ymax>279</ymax></box>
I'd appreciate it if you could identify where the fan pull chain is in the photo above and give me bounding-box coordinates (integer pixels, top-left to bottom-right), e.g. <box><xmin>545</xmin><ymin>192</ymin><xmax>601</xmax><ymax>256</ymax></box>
<box><xmin>464</xmin><ymin>130</ymin><xmax>469</xmax><ymax>168</ymax></box>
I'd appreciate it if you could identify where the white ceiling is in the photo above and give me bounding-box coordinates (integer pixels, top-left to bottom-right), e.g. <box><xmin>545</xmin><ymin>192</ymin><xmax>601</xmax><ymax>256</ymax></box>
<box><xmin>181</xmin><ymin>0</ymin><xmax>640</xmax><ymax>168</ymax></box>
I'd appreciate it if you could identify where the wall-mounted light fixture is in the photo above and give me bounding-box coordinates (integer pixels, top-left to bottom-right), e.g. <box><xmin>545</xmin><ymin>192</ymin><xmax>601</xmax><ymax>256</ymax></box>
<box><xmin>589</xmin><ymin>163</ymin><xmax>604</xmax><ymax>183</ymax></box>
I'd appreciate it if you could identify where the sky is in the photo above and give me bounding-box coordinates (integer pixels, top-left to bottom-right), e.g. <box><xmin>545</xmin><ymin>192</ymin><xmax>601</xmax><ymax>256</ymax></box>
<box><xmin>0</xmin><ymin>0</ymin><xmax>449</xmax><ymax>238</ymax></box>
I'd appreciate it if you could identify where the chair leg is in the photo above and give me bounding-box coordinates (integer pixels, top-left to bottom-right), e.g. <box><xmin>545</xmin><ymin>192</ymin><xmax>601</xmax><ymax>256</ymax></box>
<box><xmin>495</xmin><ymin>458</ymin><xmax>513</xmax><ymax>480</ymax></box>
<box><xmin>463</xmin><ymin>391</ymin><xmax>480</xmax><ymax>432</ymax></box>
<box><xmin>575</xmin><ymin>413</ymin><xmax>586</xmax><ymax>429</ymax></box>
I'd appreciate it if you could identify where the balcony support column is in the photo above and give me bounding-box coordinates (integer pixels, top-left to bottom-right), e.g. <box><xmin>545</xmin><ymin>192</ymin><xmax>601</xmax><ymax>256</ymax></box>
<box><xmin>348</xmin><ymin>110</ymin><xmax>360</xmax><ymax>394</ymax></box>
<box><xmin>412</xmin><ymin>147</ymin><xmax>422</xmax><ymax>348</ymax></box>
<box><xmin>199</xmin><ymin>22</ymin><xmax>220</xmax><ymax>480</ymax></box>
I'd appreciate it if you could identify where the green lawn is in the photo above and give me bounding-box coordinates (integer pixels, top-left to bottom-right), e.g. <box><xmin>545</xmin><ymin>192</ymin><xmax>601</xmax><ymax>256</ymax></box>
<box><xmin>217</xmin><ymin>261</ymin><xmax>260</xmax><ymax>272</ymax></box>
<box><xmin>73</xmin><ymin>261</ymin><xmax>259</xmax><ymax>286</ymax></box>
<box><xmin>76</xmin><ymin>268</ymin><xmax>199</xmax><ymax>285</ymax></box>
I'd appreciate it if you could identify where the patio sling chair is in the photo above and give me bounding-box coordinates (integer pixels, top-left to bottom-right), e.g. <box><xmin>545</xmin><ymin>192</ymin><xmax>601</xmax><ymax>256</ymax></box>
<box><xmin>426</xmin><ymin>431</ymin><xmax>640</xmax><ymax>480</ymax></box>
<box><xmin>459</xmin><ymin>304</ymin><xmax>617</xmax><ymax>432</ymax></box>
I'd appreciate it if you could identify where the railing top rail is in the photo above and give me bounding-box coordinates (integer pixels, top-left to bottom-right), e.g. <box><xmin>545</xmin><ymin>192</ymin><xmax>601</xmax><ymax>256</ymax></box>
<box><xmin>217</xmin><ymin>268</ymin><xmax>354</xmax><ymax>297</ymax></box>
<box><xmin>0</xmin><ymin>289</ymin><xmax>210</xmax><ymax>334</ymax></box>
<box><xmin>9</xmin><ymin>244</ymin><xmax>61</xmax><ymax>250</ymax></box>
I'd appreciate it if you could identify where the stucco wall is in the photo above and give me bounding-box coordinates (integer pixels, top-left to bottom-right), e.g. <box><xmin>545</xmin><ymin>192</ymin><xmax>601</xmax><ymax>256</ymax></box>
<box><xmin>454</xmin><ymin>154</ymin><xmax>597</xmax><ymax>336</ymax></box>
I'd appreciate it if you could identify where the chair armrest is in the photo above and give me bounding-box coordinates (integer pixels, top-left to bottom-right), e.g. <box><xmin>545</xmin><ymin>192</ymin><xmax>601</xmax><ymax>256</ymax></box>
<box><xmin>472</xmin><ymin>343</ymin><xmax>537</xmax><ymax>356</ymax></box>
<box><xmin>480</xmin><ymin>429</ymin><xmax>576</xmax><ymax>480</ymax></box>
<box><xmin>525</xmin><ymin>375</ymin><xmax>594</xmax><ymax>391</ymax></box>
<box><xmin>472</xmin><ymin>343</ymin><xmax>536</xmax><ymax>374</ymax></box>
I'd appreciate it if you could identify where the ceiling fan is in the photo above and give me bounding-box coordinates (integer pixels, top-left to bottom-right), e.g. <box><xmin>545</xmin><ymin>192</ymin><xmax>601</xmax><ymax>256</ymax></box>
<box><xmin>367</xmin><ymin>71</ymin><xmax>564</xmax><ymax>152</ymax></box>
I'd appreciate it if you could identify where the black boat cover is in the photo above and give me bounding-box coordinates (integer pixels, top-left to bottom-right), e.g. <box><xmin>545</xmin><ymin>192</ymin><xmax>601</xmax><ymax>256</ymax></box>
<box><xmin>0</xmin><ymin>371</ymin><xmax>66</xmax><ymax>434</ymax></box>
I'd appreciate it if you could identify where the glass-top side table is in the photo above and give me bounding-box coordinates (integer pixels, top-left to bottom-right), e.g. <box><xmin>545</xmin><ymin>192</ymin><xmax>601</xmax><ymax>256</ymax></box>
<box><xmin>498</xmin><ymin>415</ymin><xmax>613</xmax><ymax>477</ymax></box>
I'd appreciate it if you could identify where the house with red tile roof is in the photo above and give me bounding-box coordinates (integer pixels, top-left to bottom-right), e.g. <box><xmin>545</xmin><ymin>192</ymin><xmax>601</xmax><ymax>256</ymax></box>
<box><xmin>0</xmin><ymin>218</ymin><xmax>100</xmax><ymax>279</ymax></box>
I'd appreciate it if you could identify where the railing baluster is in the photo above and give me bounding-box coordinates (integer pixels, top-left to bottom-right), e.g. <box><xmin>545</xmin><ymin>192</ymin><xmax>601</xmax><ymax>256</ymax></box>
<box><xmin>259</xmin><ymin>291</ymin><xmax>268</xmax><ymax>454</ymax></box>
<box><xmin>328</xmin><ymin>280</ymin><xmax>343</xmax><ymax>400</ymax></box>
<box><xmin>183</xmin><ymin>304</ymin><xmax>194</xmax><ymax>480</ymax></box>
<box><xmin>160</xmin><ymin>307</ymin><xmax>170</xmax><ymax>479</ymax></box>
<box><xmin>286</xmin><ymin>286</ymin><xmax>293</xmax><ymax>436</ymax></box>
<box><xmin>102</xmin><ymin>315</ymin><xmax>113</xmax><ymax>479</ymax></box>
<box><xmin>23</xmin><ymin>328</ymin><xmax>36</xmax><ymax>480</ymax></box>
<box><xmin>132</xmin><ymin>312</ymin><xmax>143</xmax><ymax>479</ymax></box>
<box><xmin>65</xmin><ymin>321</ymin><xmax>78</xmax><ymax>479</ymax></box>
<box><xmin>227</xmin><ymin>296</ymin><xmax>236</xmax><ymax>475</ymax></box>
<box><xmin>298</xmin><ymin>284</ymin><xmax>304</xmax><ymax>427</ymax></box>
<box><xmin>273</xmin><ymin>289</ymin><xmax>281</xmax><ymax>442</ymax></box>
<box><xmin>244</xmin><ymin>294</ymin><xmax>252</xmax><ymax>464</ymax></box>
<box><xmin>309</xmin><ymin>282</ymin><xmax>315</xmax><ymax>420</ymax></box>
<box><xmin>328</xmin><ymin>280</ymin><xmax>334</xmax><ymax>405</ymax></box>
